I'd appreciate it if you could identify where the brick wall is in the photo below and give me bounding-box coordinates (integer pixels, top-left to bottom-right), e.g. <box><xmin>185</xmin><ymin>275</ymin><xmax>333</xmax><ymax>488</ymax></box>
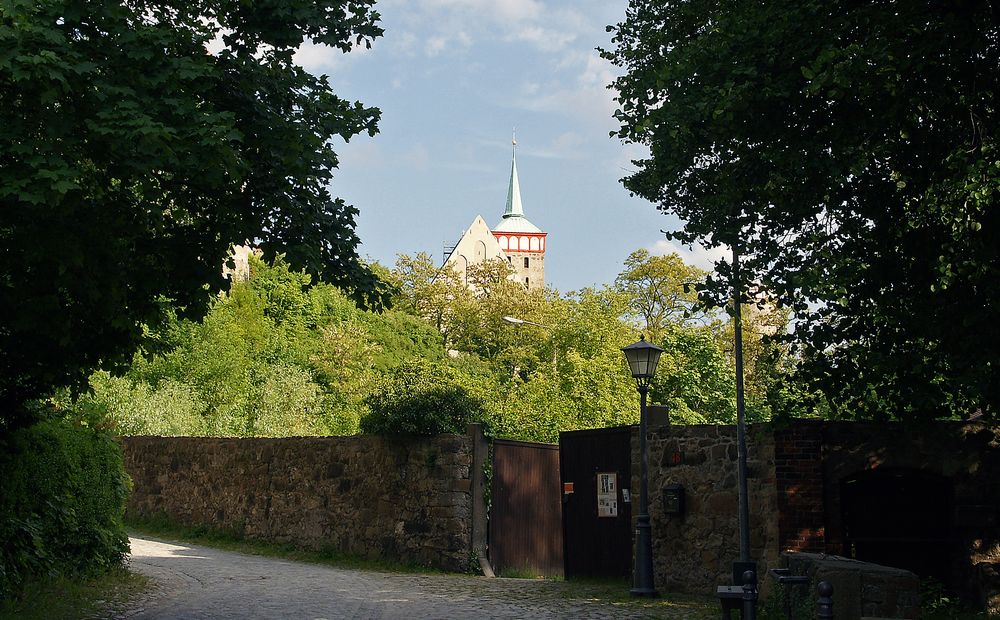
<box><xmin>773</xmin><ymin>422</ymin><xmax>825</xmax><ymax>552</ymax></box>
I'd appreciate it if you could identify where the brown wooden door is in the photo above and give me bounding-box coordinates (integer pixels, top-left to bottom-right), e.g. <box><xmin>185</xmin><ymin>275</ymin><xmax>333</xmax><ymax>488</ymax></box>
<box><xmin>489</xmin><ymin>439</ymin><xmax>563</xmax><ymax>577</ymax></box>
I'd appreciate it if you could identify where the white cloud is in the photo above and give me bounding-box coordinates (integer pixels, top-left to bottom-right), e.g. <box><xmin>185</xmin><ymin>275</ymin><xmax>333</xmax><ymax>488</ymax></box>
<box><xmin>391</xmin><ymin>31</ymin><xmax>420</xmax><ymax>56</ymax></box>
<box><xmin>426</xmin><ymin>36</ymin><xmax>448</xmax><ymax>56</ymax></box>
<box><xmin>649</xmin><ymin>239</ymin><xmax>730</xmax><ymax>272</ymax></box>
<box><xmin>337</xmin><ymin>139</ymin><xmax>383</xmax><ymax>169</ymax></box>
<box><xmin>294</xmin><ymin>38</ymin><xmax>373</xmax><ymax>76</ymax></box>
<box><xmin>507</xmin><ymin>25</ymin><xmax>577</xmax><ymax>52</ymax></box>
<box><xmin>382</xmin><ymin>0</ymin><xmax>586</xmax><ymax>55</ymax></box>
<box><xmin>510</xmin><ymin>52</ymin><xmax>617</xmax><ymax>130</ymax></box>
<box><xmin>294</xmin><ymin>40</ymin><xmax>342</xmax><ymax>74</ymax></box>
<box><xmin>424</xmin><ymin>32</ymin><xmax>473</xmax><ymax>57</ymax></box>
<box><xmin>416</xmin><ymin>0</ymin><xmax>542</xmax><ymax>22</ymax></box>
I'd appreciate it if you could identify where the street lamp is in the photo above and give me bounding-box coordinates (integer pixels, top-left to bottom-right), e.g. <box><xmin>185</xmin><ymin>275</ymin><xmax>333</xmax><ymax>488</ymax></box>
<box><xmin>502</xmin><ymin>316</ymin><xmax>556</xmax><ymax>371</ymax></box>
<box><xmin>622</xmin><ymin>335</ymin><xmax>663</xmax><ymax>597</ymax></box>
<box><xmin>502</xmin><ymin>316</ymin><xmax>548</xmax><ymax>329</ymax></box>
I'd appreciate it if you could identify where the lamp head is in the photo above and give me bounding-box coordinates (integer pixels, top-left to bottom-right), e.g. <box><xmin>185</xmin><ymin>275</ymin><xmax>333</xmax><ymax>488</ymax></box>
<box><xmin>621</xmin><ymin>335</ymin><xmax>664</xmax><ymax>389</ymax></box>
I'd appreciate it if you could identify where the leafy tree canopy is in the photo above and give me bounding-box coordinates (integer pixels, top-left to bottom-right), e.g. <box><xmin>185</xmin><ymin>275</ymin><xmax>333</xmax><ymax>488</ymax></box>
<box><xmin>614</xmin><ymin>248</ymin><xmax>707</xmax><ymax>340</ymax></box>
<box><xmin>604</xmin><ymin>0</ymin><xmax>999</xmax><ymax>420</ymax></box>
<box><xmin>0</xmin><ymin>0</ymin><xmax>384</xmax><ymax>424</ymax></box>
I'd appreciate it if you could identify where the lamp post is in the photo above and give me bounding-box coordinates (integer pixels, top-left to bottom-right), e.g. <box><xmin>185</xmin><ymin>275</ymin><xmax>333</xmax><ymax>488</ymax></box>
<box><xmin>732</xmin><ymin>247</ymin><xmax>751</xmax><ymax>564</ymax></box>
<box><xmin>502</xmin><ymin>316</ymin><xmax>557</xmax><ymax>371</ymax></box>
<box><xmin>622</xmin><ymin>335</ymin><xmax>664</xmax><ymax>597</ymax></box>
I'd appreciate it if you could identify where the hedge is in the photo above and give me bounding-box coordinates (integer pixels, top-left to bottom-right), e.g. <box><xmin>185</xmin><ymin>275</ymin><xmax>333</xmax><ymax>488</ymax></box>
<box><xmin>0</xmin><ymin>419</ymin><xmax>130</xmax><ymax>599</ymax></box>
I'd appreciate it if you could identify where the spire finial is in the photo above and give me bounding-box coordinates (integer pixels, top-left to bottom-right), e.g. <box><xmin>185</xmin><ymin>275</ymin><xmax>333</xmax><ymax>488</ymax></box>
<box><xmin>512</xmin><ymin>127</ymin><xmax>517</xmax><ymax>148</ymax></box>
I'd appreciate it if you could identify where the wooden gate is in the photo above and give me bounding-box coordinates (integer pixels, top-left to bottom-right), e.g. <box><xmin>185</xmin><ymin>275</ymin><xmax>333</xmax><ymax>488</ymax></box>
<box><xmin>489</xmin><ymin>439</ymin><xmax>563</xmax><ymax>577</ymax></box>
<box><xmin>559</xmin><ymin>426</ymin><xmax>633</xmax><ymax>579</ymax></box>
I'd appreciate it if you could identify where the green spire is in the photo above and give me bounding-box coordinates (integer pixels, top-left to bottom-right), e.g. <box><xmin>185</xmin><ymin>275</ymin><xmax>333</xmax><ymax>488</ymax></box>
<box><xmin>504</xmin><ymin>130</ymin><xmax>523</xmax><ymax>219</ymax></box>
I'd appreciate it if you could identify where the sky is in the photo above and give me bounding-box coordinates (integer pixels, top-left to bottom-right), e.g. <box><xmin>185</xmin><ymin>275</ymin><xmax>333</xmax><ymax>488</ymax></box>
<box><xmin>296</xmin><ymin>0</ymin><xmax>727</xmax><ymax>293</ymax></box>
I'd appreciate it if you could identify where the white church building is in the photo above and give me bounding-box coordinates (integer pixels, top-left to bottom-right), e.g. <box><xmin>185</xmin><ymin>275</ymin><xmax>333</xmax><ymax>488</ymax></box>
<box><xmin>444</xmin><ymin>136</ymin><xmax>547</xmax><ymax>290</ymax></box>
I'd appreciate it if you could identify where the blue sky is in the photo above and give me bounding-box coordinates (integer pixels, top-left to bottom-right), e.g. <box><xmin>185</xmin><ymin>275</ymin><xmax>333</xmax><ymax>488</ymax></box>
<box><xmin>294</xmin><ymin>0</ymin><xmax>725</xmax><ymax>292</ymax></box>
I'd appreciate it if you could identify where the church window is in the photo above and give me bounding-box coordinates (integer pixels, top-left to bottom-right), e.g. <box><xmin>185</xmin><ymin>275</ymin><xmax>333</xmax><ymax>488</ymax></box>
<box><xmin>523</xmin><ymin>257</ymin><xmax>529</xmax><ymax>268</ymax></box>
<box><xmin>507</xmin><ymin>256</ymin><xmax>512</xmax><ymax>264</ymax></box>
<box><xmin>525</xmin><ymin>277</ymin><xmax>529</xmax><ymax>287</ymax></box>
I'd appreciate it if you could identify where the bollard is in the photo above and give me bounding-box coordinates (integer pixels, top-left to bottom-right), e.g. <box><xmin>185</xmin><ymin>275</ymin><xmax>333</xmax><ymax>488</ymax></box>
<box><xmin>817</xmin><ymin>581</ymin><xmax>834</xmax><ymax>620</ymax></box>
<box><xmin>742</xmin><ymin>570</ymin><xmax>757</xmax><ymax>620</ymax></box>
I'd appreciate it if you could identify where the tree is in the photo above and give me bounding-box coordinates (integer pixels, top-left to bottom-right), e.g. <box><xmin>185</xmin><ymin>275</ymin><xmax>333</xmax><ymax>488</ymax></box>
<box><xmin>448</xmin><ymin>258</ymin><xmax>549</xmax><ymax>362</ymax></box>
<box><xmin>360</xmin><ymin>359</ymin><xmax>491</xmax><ymax>436</ymax></box>
<box><xmin>614</xmin><ymin>248</ymin><xmax>706</xmax><ymax>340</ymax></box>
<box><xmin>0</xmin><ymin>0</ymin><xmax>384</xmax><ymax>426</ymax></box>
<box><xmin>605</xmin><ymin>0</ymin><xmax>999</xmax><ymax>420</ymax></box>
<box><xmin>392</xmin><ymin>252</ymin><xmax>469</xmax><ymax>339</ymax></box>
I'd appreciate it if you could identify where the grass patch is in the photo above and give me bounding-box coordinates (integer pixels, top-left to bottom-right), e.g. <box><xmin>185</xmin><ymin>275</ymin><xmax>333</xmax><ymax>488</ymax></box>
<box><xmin>549</xmin><ymin>577</ymin><xmax>716</xmax><ymax>618</ymax></box>
<box><xmin>496</xmin><ymin>566</ymin><xmax>562</xmax><ymax>580</ymax></box>
<box><xmin>0</xmin><ymin>566</ymin><xmax>149</xmax><ymax>620</ymax></box>
<box><xmin>126</xmin><ymin>515</ymin><xmax>447</xmax><ymax>575</ymax></box>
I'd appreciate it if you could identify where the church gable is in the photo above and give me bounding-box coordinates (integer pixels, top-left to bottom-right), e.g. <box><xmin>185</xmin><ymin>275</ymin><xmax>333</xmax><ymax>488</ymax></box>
<box><xmin>443</xmin><ymin>215</ymin><xmax>508</xmax><ymax>286</ymax></box>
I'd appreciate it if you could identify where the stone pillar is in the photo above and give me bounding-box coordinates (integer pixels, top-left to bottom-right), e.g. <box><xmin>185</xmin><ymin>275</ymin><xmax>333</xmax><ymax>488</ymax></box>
<box><xmin>467</xmin><ymin>423</ymin><xmax>494</xmax><ymax>576</ymax></box>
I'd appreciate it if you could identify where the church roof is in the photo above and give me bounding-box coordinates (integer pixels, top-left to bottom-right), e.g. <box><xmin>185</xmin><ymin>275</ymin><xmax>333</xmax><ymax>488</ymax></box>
<box><xmin>494</xmin><ymin>133</ymin><xmax>544</xmax><ymax>235</ymax></box>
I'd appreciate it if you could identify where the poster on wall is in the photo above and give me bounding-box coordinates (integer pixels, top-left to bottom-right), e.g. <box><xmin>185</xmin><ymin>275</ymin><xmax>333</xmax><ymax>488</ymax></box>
<box><xmin>597</xmin><ymin>472</ymin><xmax>618</xmax><ymax>518</ymax></box>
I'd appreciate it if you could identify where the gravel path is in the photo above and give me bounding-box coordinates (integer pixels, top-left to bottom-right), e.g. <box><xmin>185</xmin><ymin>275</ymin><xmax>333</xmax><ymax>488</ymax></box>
<box><xmin>125</xmin><ymin>536</ymin><xmax>708</xmax><ymax>619</ymax></box>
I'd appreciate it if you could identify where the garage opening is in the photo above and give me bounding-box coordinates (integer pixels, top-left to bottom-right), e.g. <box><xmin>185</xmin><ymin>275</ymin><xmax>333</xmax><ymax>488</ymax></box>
<box><xmin>841</xmin><ymin>468</ymin><xmax>953</xmax><ymax>585</ymax></box>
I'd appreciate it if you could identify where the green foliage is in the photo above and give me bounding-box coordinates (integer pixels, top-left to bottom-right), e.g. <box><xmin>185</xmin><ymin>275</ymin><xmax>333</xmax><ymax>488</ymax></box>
<box><xmin>653</xmin><ymin>324</ymin><xmax>736</xmax><ymax>424</ymax></box>
<box><xmin>605</xmin><ymin>0</ymin><xmax>1000</xmax><ymax>420</ymax></box>
<box><xmin>81</xmin><ymin>255</ymin><xmax>445</xmax><ymax>437</ymax></box>
<box><xmin>0</xmin><ymin>565</ymin><xmax>148</xmax><ymax>620</ymax></box>
<box><xmin>920</xmin><ymin>578</ymin><xmax>988</xmax><ymax>619</ymax></box>
<box><xmin>0</xmin><ymin>0</ymin><xmax>385</xmax><ymax>426</ymax></box>
<box><xmin>0</xmin><ymin>418</ymin><xmax>130</xmax><ymax>600</ymax></box>
<box><xmin>615</xmin><ymin>249</ymin><xmax>707</xmax><ymax>341</ymax></box>
<box><xmin>92</xmin><ymin>247</ymin><xmax>801</xmax><ymax>441</ymax></box>
<box><xmin>361</xmin><ymin>359</ymin><xmax>491</xmax><ymax>436</ymax></box>
<box><xmin>85</xmin><ymin>372</ymin><xmax>207</xmax><ymax>436</ymax></box>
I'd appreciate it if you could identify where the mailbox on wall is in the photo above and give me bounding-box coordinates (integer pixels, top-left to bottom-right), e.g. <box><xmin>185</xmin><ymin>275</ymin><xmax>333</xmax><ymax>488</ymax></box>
<box><xmin>662</xmin><ymin>483</ymin><xmax>685</xmax><ymax>515</ymax></box>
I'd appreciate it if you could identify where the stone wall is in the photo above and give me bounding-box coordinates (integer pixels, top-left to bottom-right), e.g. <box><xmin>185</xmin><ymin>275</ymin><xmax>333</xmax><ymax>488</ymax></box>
<box><xmin>122</xmin><ymin>428</ymin><xmax>487</xmax><ymax>573</ymax></box>
<box><xmin>636</xmin><ymin>420</ymin><xmax>1000</xmax><ymax>608</ymax></box>
<box><xmin>819</xmin><ymin>422</ymin><xmax>1000</xmax><ymax>603</ymax></box>
<box><xmin>637</xmin><ymin>424</ymin><xmax>781</xmax><ymax>593</ymax></box>
<box><xmin>784</xmin><ymin>552</ymin><xmax>920</xmax><ymax>620</ymax></box>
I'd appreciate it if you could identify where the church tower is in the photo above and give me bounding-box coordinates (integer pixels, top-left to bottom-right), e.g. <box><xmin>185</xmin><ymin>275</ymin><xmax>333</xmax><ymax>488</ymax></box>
<box><xmin>492</xmin><ymin>134</ymin><xmax>547</xmax><ymax>289</ymax></box>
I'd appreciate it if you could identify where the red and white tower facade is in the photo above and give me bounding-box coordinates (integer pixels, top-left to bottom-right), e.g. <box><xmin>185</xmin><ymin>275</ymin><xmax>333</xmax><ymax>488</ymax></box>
<box><xmin>492</xmin><ymin>134</ymin><xmax>547</xmax><ymax>289</ymax></box>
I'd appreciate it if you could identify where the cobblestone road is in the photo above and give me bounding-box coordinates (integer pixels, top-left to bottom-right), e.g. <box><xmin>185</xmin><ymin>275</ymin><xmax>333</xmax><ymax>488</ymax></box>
<box><xmin>125</xmin><ymin>537</ymin><xmax>711</xmax><ymax>619</ymax></box>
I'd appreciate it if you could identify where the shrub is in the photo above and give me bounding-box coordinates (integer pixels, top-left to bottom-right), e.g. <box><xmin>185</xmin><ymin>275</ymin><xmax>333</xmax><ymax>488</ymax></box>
<box><xmin>361</xmin><ymin>360</ymin><xmax>490</xmax><ymax>435</ymax></box>
<box><xmin>0</xmin><ymin>418</ymin><xmax>130</xmax><ymax>599</ymax></box>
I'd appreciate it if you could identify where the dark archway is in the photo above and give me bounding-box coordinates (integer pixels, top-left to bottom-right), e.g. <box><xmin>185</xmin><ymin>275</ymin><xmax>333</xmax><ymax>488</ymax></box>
<box><xmin>841</xmin><ymin>468</ymin><xmax>953</xmax><ymax>584</ymax></box>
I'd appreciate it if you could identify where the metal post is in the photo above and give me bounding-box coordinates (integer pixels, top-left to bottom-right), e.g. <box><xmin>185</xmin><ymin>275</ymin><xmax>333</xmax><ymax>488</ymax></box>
<box><xmin>631</xmin><ymin>384</ymin><xmax>658</xmax><ymax>597</ymax></box>
<box><xmin>732</xmin><ymin>246</ymin><xmax>751</xmax><ymax>562</ymax></box>
<box><xmin>817</xmin><ymin>581</ymin><xmax>834</xmax><ymax>620</ymax></box>
<box><xmin>741</xmin><ymin>570</ymin><xmax>758</xmax><ymax>620</ymax></box>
